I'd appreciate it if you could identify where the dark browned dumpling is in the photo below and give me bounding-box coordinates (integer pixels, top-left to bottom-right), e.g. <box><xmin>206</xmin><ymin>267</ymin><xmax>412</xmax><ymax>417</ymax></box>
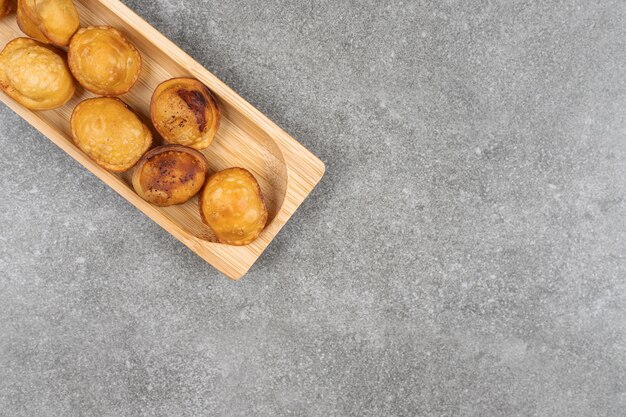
<box><xmin>150</xmin><ymin>77</ymin><xmax>221</xmax><ymax>150</ymax></box>
<box><xmin>132</xmin><ymin>145</ymin><xmax>209</xmax><ymax>206</ymax></box>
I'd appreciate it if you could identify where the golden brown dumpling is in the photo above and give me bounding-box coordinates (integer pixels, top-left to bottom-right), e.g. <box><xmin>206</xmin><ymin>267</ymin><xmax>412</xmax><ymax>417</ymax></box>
<box><xmin>0</xmin><ymin>0</ymin><xmax>15</xmax><ymax>18</ymax></box>
<box><xmin>21</xmin><ymin>0</ymin><xmax>79</xmax><ymax>46</ymax></box>
<box><xmin>199</xmin><ymin>168</ymin><xmax>268</xmax><ymax>246</ymax></box>
<box><xmin>150</xmin><ymin>78</ymin><xmax>220</xmax><ymax>150</ymax></box>
<box><xmin>132</xmin><ymin>145</ymin><xmax>208</xmax><ymax>206</ymax></box>
<box><xmin>0</xmin><ymin>37</ymin><xmax>74</xmax><ymax>110</ymax></box>
<box><xmin>68</xmin><ymin>26</ymin><xmax>142</xmax><ymax>96</ymax></box>
<box><xmin>16</xmin><ymin>0</ymin><xmax>48</xmax><ymax>43</ymax></box>
<box><xmin>70</xmin><ymin>98</ymin><xmax>152</xmax><ymax>172</ymax></box>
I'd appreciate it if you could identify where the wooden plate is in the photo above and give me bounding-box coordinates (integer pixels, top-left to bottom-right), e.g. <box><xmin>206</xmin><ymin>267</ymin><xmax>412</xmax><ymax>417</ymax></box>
<box><xmin>0</xmin><ymin>0</ymin><xmax>325</xmax><ymax>279</ymax></box>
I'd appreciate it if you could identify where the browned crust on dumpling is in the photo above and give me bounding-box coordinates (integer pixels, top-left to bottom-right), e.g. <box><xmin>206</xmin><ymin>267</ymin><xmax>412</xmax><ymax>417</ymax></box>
<box><xmin>150</xmin><ymin>77</ymin><xmax>221</xmax><ymax>150</ymax></box>
<box><xmin>132</xmin><ymin>145</ymin><xmax>209</xmax><ymax>206</ymax></box>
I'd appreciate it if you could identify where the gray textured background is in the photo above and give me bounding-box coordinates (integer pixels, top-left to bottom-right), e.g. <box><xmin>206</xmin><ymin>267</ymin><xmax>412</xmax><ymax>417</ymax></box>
<box><xmin>1</xmin><ymin>0</ymin><xmax>625</xmax><ymax>416</ymax></box>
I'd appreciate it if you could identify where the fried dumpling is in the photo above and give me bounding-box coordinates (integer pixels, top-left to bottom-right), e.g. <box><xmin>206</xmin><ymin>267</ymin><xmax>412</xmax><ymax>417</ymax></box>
<box><xmin>199</xmin><ymin>167</ymin><xmax>268</xmax><ymax>245</ymax></box>
<box><xmin>68</xmin><ymin>26</ymin><xmax>142</xmax><ymax>96</ymax></box>
<box><xmin>132</xmin><ymin>145</ymin><xmax>208</xmax><ymax>206</ymax></box>
<box><xmin>70</xmin><ymin>97</ymin><xmax>152</xmax><ymax>172</ymax></box>
<box><xmin>21</xmin><ymin>0</ymin><xmax>79</xmax><ymax>46</ymax></box>
<box><xmin>150</xmin><ymin>78</ymin><xmax>220</xmax><ymax>150</ymax></box>
<box><xmin>0</xmin><ymin>37</ymin><xmax>74</xmax><ymax>110</ymax></box>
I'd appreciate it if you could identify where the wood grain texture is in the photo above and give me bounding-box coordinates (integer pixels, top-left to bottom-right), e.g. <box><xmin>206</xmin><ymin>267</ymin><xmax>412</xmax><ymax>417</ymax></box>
<box><xmin>0</xmin><ymin>0</ymin><xmax>325</xmax><ymax>279</ymax></box>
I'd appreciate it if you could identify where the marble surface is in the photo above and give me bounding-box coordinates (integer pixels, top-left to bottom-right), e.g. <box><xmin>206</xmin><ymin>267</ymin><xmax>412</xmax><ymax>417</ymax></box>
<box><xmin>1</xmin><ymin>1</ymin><xmax>625</xmax><ymax>415</ymax></box>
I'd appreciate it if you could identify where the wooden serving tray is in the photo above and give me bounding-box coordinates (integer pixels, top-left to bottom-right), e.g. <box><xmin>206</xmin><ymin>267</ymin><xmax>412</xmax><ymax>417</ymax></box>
<box><xmin>0</xmin><ymin>0</ymin><xmax>325</xmax><ymax>279</ymax></box>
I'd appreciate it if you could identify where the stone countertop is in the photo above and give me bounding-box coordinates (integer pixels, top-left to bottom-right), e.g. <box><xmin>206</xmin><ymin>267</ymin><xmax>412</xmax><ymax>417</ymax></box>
<box><xmin>1</xmin><ymin>1</ymin><xmax>625</xmax><ymax>416</ymax></box>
